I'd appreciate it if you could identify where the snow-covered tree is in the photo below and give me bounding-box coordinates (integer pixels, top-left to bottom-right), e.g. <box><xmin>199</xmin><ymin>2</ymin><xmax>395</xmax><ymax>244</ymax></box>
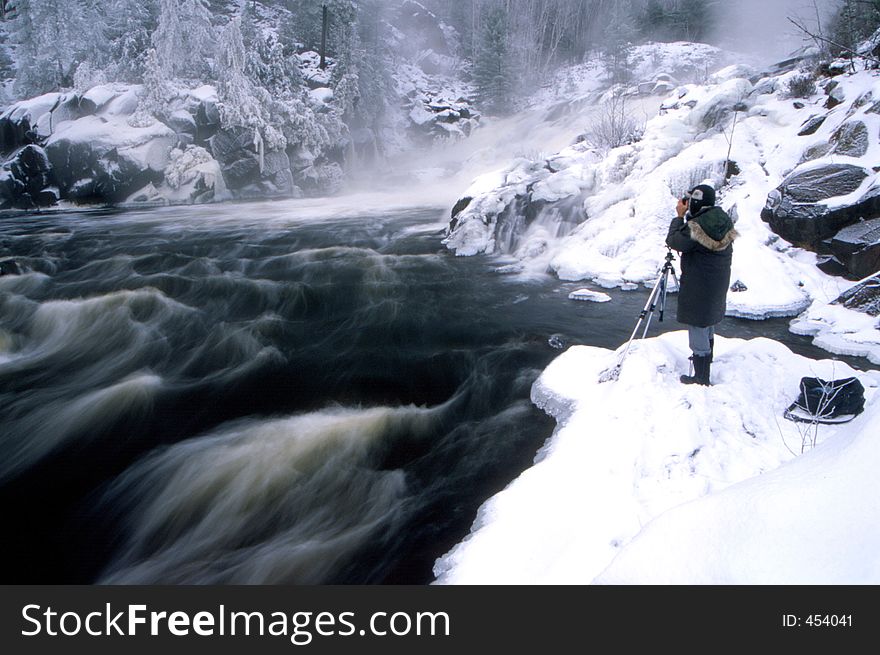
<box><xmin>240</xmin><ymin>4</ymin><xmax>302</xmax><ymax>96</ymax></box>
<box><xmin>216</xmin><ymin>17</ymin><xmax>282</xmax><ymax>150</ymax></box>
<box><xmin>8</xmin><ymin>0</ymin><xmax>107</xmax><ymax>97</ymax></box>
<box><xmin>106</xmin><ymin>0</ymin><xmax>158</xmax><ymax>83</ymax></box>
<box><xmin>129</xmin><ymin>47</ymin><xmax>174</xmax><ymax>127</ymax></box>
<box><xmin>285</xmin><ymin>0</ymin><xmax>357</xmax><ymax>57</ymax></box>
<box><xmin>472</xmin><ymin>4</ymin><xmax>514</xmax><ymax>115</ymax></box>
<box><xmin>601</xmin><ymin>3</ymin><xmax>639</xmax><ymax>85</ymax></box>
<box><xmin>152</xmin><ymin>0</ymin><xmax>214</xmax><ymax>81</ymax></box>
<box><xmin>830</xmin><ymin>0</ymin><xmax>880</xmax><ymax>57</ymax></box>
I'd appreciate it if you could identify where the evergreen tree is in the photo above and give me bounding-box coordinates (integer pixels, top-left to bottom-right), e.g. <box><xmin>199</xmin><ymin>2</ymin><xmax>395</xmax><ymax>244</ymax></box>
<box><xmin>635</xmin><ymin>0</ymin><xmax>717</xmax><ymax>43</ymax></box>
<box><xmin>129</xmin><ymin>47</ymin><xmax>173</xmax><ymax>127</ymax></box>
<box><xmin>8</xmin><ymin>0</ymin><xmax>107</xmax><ymax>97</ymax></box>
<box><xmin>216</xmin><ymin>17</ymin><xmax>265</xmax><ymax>131</ymax></box>
<box><xmin>107</xmin><ymin>0</ymin><xmax>157</xmax><ymax>83</ymax></box>
<box><xmin>829</xmin><ymin>0</ymin><xmax>880</xmax><ymax>56</ymax></box>
<box><xmin>331</xmin><ymin>1</ymin><xmax>395</xmax><ymax>129</ymax></box>
<box><xmin>285</xmin><ymin>0</ymin><xmax>357</xmax><ymax>57</ymax></box>
<box><xmin>152</xmin><ymin>0</ymin><xmax>214</xmax><ymax>81</ymax></box>
<box><xmin>472</xmin><ymin>4</ymin><xmax>513</xmax><ymax>116</ymax></box>
<box><xmin>241</xmin><ymin>4</ymin><xmax>302</xmax><ymax>96</ymax></box>
<box><xmin>602</xmin><ymin>3</ymin><xmax>638</xmax><ymax>85</ymax></box>
<box><xmin>216</xmin><ymin>17</ymin><xmax>287</xmax><ymax>152</ymax></box>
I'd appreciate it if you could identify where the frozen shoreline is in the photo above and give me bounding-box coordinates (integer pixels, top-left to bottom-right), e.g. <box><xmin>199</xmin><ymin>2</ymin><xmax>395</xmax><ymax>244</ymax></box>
<box><xmin>433</xmin><ymin>332</ymin><xmax>880</xmax><ymax>584</ymax></box>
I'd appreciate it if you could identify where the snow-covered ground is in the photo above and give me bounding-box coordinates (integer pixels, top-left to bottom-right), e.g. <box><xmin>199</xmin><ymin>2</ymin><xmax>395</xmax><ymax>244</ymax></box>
<box><xmin>434</xmin><ymin>332</ymin><xmax>880</xmax><ymax>584</ymax></box>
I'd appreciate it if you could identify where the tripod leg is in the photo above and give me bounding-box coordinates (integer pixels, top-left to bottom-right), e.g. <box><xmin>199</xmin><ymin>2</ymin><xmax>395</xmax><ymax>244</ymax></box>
<box><xmin>641</xmin><ymin>274</ymin><xmax>665</xmax><ymax>338</ymax></box>
<box><xmin>658</xmin><ymin>266</ymin><xmax>671</xmax><ymax>322</ymax></box>
<box><xmin>617</xmin><ymin>275</ymin><xmax>663</xmax><ymax>365</ymax></box>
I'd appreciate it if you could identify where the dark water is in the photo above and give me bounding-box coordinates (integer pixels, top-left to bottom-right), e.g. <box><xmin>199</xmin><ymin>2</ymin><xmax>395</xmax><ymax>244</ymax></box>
<box><xmin>0</xmin><ymin>201</ymin><xmax>866</xmax><ymax>584</ymax></box>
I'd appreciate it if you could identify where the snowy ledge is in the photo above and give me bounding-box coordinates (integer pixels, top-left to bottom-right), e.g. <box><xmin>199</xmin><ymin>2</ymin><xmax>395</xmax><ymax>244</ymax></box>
<box><xmin>433</xmin><ymin>331</ymin><xmax>880</xmax><ymax>584</ymax></box>
<box><xmin>790</xmin><ymin>300</ymin><xmax>880</xmax><ymax>366</ymax></box>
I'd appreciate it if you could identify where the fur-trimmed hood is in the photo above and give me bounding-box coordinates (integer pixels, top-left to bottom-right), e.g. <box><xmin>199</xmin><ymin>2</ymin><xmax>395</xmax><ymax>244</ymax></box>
<box><xmin>687</xmin><ymin>206</ymin><xmax>738</xmax><ymax>252</ymax></box>
<box><xmin>688</xmin><ymin>220</ymin><xmax>739</xmax><ymax>252</ymax></box>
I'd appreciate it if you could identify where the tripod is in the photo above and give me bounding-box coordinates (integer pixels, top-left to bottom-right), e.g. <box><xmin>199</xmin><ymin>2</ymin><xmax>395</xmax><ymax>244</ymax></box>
<box><xmin>599</xmin><ymin>248</ymin><xmax>679</xmax><ymax>382</ymax></box>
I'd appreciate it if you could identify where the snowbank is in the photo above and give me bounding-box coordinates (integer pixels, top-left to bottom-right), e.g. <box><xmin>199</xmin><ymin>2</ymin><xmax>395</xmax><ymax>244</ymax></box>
<box><xmin>433</xmin><ymin>331</ymin><xmax>880</xmax><ymax>584</ymax></box>
<box><xmin>791</xmin><ymin>297</ymin><xmax>880</xmax><ymax>365</ymax></box>
<box><xmin>596</xmin><ymin>391</ymin><xmax>880</xmax><ymax>584</ymax></box>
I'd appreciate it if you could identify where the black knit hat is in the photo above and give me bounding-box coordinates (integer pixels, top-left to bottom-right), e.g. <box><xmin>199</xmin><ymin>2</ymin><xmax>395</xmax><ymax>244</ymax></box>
<box><xmin>687</xmin><ymin>184</ymin><xmax>716</xmax><ymax>215</ymax></box>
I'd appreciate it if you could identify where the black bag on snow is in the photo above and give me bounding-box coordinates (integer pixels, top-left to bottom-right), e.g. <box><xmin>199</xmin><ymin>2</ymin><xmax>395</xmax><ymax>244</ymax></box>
<box><xmin>784</xmin><ymin>376</ymin><xmax>865</xmax><ymax>424</ymax></box>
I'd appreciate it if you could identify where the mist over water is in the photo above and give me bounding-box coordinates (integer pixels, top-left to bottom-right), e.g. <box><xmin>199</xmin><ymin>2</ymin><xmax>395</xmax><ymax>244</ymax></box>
<box><xmin>710</xmin><ymin>0</ymin><xmax>841</xmax><ymax>63</ymax></box>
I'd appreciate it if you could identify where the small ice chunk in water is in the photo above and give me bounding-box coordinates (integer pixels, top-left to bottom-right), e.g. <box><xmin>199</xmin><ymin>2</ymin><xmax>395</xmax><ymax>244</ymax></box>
<box><xmin>568</xmin><ymin>288</ymin><xmax>612</xmax><ymax>303</ymax></box>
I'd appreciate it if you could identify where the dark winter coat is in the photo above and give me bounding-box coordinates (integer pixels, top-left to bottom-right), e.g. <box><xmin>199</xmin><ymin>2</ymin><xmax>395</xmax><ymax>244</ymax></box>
<box><xmin>665</xmin><ymin>206</ymin><xmax>738</xmax><ymax>328</ymax></box>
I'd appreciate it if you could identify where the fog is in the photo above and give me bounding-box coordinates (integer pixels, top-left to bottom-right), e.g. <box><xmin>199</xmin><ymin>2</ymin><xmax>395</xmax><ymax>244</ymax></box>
<box><xmin>708</xmin><ymin>0</ymin><xmax>841</xmax><ymax>63</ymax></box>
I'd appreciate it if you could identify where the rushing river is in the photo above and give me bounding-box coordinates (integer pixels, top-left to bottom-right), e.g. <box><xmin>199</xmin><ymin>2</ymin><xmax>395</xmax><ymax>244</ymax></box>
<box><xmin>0</xmin><ymin>199</ymin><xmax>864</xmax><ymax>584</ymax></box>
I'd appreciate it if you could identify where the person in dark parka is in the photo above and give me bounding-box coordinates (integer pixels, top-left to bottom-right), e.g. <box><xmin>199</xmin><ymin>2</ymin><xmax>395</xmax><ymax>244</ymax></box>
<box><xmin>666</xmin><ymin>184</ymin><xmax>738</xmax><ymax>385</ymax></box>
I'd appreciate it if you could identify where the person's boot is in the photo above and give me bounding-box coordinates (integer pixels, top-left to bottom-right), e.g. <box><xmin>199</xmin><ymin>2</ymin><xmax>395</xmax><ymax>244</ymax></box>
<box><xmin>680</xmin><ymin>354</ymin><xmax>711</xmax><ymax>386</ymax></box>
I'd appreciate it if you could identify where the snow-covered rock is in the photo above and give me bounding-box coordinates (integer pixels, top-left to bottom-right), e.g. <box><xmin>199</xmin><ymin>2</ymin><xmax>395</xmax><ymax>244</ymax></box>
<box><xmin>0</xmin><ymin>92</ymin><xmax>64</xmax><ymax>151</ymax></box>
<box><xmin>433</xmin><ymin>332</ymin><xmax>880</xmax><ymax>584</ymax></box>
<box><xmin>0</xmin><ymin>79</ymin><xmax>317</xmax><ymax>207</ymax></box>
<box><xmin>128</xmin><ymin>145</ymin><xmax>230</xmax><ymax>205</ymax></box>
<box><xmin>395</xmin><ymin>62</ymin><xmax>479</xmax><ymax>147</ymax></box>
<box><xmin>79</xmin><ymin>84</ymin><xmax>122</xmax><ymax>115</ymax></box>
<box><xmin>790</xmin><ymin>273</ymin><xmax>880</xmax><ymax>365</ymax></box>
<box><xmin>759</xmin><ymin>72</ymin><xmax>880</xmax><ymax>278</ymax></box>
<box><xmin>309</xmin><ymin>87</ymin><xmax>334</xmax><ymax>105</ymax></box>
<box><xmin>829</xmin><ymin>217</ymin><xmax>880</xmax><ymax>279</ymax></box>
<box><xmin>298</xmin><ymin>51</ymin><xmax>334</xmax><ymax>89</ymax></box>
<box><xmin>0</xmin><ymin>144</ymin><xmax>54</xmax><ymax>209</ymax></box>
<box><xmin>43</xmin><ymin>114</ymin><xmax>175</xmax><ymax>203</ymax></box>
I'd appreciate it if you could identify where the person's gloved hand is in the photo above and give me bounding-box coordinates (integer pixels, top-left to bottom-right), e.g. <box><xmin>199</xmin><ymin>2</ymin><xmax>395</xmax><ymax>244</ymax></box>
<box><xmin>676</xmin><ymin>197</ymin><xmax>688</xmax><ymax>218</ymax></box>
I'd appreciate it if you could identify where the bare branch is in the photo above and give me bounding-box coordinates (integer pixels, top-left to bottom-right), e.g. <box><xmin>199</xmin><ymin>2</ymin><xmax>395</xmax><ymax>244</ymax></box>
<box><xmin>787</xmin><ymin>15</ymin><xmax>880</xmax><ymax>66</ymax></box>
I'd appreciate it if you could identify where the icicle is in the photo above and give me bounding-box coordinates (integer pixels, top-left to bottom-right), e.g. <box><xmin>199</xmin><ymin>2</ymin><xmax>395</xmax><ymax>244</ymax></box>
<box><xmin>254</xmin><ymin>128</ymin><xmax>264</xmax><ymax>174</ymax></box>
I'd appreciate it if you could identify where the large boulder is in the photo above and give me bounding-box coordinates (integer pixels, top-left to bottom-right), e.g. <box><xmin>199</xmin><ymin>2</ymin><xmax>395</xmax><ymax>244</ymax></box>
<box><xmin>295</xmin><ymin>161</ymin><xmax>344</xmax><ymax>196</ymax></box>
<box><xmin>830</xmin><ymin>216</ymin><xmax>880</xmax><ymax>279</ymax></box>
<box><xmin>690</xmin><ymin>78</ymin><xmax>752</xmax><ymax>131</ymax></box>
<box><xmin>761</xmin><ymin>164</ymin><xmax>877</xmax><ymax>247</ymax></box>
<box><xmin>0</xmin><ymin>144</ymin><xmax>56</xmax><ymax>209</ymax></box>
<box><xmin>832</xmin><ymin>274</ymin><xmax>880</xmax><ymax>316</ymax></box>
<box><xmin>0</xmin><ymin>92</ymin><xmax>60</xmax><ymax>153</ymax></box>
<box><xmin>78</xmin><ymin>85</ymin><xmax>121</xmax><ymax>115</ymax></box>
<box><xmin>261</xmin><ymin>150</ymin><xmax>295</xmax><ymax>195</ymax></box>
<box><xmin>830</xmin><ymin>120</ymin><xmax>869</xmax><ymax>157</ymax></box>
<box><xmin>208</xmin><ymin>126</ymin><xmax>298</xmax><ymax>197</ymax></box>
<box><xmin>194</xmin><ymin>98</ymin><xmax>221</xmax><ymax>143</ymax></box>
<box><xmin>128</xmin><ymin>145</ymin><xmax>229</xmax><ymax>205</ymax></box>
<box><xmin>164</xmin><ymin>109</ymin><xmax>198</xmax><ymax>148</ymax></box>
<box><xmin>208</xmin><ymin>126</ymin><xmax>261</xmax><ymax>188</ymax></box>
<box><xmin>824</xmin><ymin>82</ymin><xmax>846</xmax><ymax>108</ymax></box>
<box><xmin>44</xmin><ymin>115</ymin><xmax>175</xmax><ymax>203</ymax></box>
